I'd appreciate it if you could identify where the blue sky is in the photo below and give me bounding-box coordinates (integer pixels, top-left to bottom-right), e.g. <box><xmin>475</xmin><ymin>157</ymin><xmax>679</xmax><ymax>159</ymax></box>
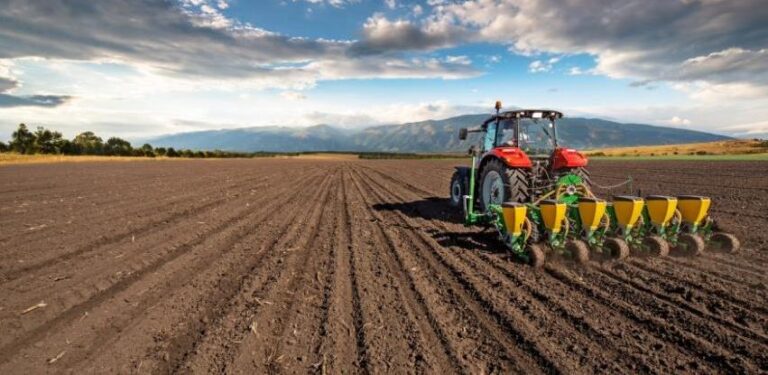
<box><xmin>0</xmin><ymin>0</ymin><xmax>766</xmax><ymax>140</ymax></box>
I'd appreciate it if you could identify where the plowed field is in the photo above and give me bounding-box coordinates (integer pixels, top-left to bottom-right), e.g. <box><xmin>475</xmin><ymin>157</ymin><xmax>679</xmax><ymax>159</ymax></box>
<box><xmin>1</xmin><ymin>159</ymin><xmax>766</xmax><ymax>374</ymax></box>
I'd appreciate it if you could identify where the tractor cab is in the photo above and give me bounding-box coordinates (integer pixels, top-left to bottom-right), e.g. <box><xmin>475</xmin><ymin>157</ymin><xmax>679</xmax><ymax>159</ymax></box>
<box><xmin>478</xmin><ymin>109</ymin><xmax>559</xmax><ymax>155</ymax></box>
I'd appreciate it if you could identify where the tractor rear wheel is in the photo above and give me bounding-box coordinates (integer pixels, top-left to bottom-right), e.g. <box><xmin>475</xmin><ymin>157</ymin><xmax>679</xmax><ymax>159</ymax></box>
<box><xmin>562</xmin><ymin>167</ymin><xmax>592</xmax><ymax>189</ymax></box>
<box><xmin>449</xmin><ymin>171</ymin><xmax>465</xmax><ymax>208</ymax></box>
<box><xmin>479</xmin><ymin>159</ymin><xmax>529</xmax><ymax>211</ymax></box>
<box><xmin>675</xmin><ymin>233</ymin><xmax>705</xmax><ymax>256</ymax></box>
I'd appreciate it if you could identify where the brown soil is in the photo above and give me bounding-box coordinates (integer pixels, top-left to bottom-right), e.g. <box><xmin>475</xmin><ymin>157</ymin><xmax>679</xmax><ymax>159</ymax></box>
<box><xmin>0</xmin><ymin>158</ymin><xmax>766</xmax><ymax>374</ymax></box>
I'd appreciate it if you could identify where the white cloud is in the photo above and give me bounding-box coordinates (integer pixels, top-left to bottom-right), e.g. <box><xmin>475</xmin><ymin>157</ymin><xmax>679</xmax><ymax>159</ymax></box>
<box><xmin>352</xmin><ymin>13</ymin><xmax>466</xmax><ymax>54</ymax></box>
<box><xmin>568</xmin><ymin>67</ymin><xmax>583</xmax><ymax>76</ymax></box>
<box><xmin>0</xmin><ymin>0</ymin><xmax>478</xmax><ymax>91</ymax></box>
<box><xmin>400</xmin><ymin>0</ymin><xmax>768</xmax><ymax>100</ymax></box>
<box><xmin>528</xmin><ymin>57</ymin><xmax>559</xmax><ymax>73</ymax></box>
<box><xmin>295</xmin><ymin>0</ymin><xmax>361</xmax><ymax>8</ymax></box>
<box><xmin>280</xmin><ymin>91</ymin><xmax>307</xmax><ymax>101</ymax></box>
<box><xmin>666</xmin><ymin>116</ymin><xmax>692</xmax><ymax>126</ymax></box>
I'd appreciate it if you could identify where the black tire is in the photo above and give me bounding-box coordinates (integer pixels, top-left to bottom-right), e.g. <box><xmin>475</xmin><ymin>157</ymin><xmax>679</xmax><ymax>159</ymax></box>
<box><xmin>675</xmin><ymin>233</ymin><xmax>705</xmax><ymax>256</ymax></box>
<box><xmin>528</xmin><ymin>243</ymin><xmax>546</xmax><ymax>268</ymax></box>
<box><xmin>478</xmin><ymin>159</ymin><xmax>529</xmax><ymax>211</ymax></box>
<box><xmin>565</xmin><ymin>239</ymin><xmax>590</xmax><ymax>264</ymax></box>
<box><xmin>449</xmin><ymin>171</ymin><xmax>465</xmax><ymax>208</ymax></box>
<box><xmin>604</xmin><ymin>237</ymin><xmax>630</xmax><ymax>260</ymax></box>
<box><xmin>709</xmin><ymin>232</ymin><xmax>740</xmax><ymax>253</ymax></box>
<box><xmin>642</xmin><ymin>235</ymin><xmax>669</xmax><ymax>257</ymax></box>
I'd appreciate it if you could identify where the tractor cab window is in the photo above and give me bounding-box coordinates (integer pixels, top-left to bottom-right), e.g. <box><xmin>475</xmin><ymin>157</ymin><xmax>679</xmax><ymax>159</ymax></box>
<box><xmin>496</xmin><ymin>119</ymin><xmax>517</xmax><ymax>147</ymax></box>
<box><xmin>519</xmin><ymin>119</ymin><xmax>556</xmax><ymax>157</ymax></box>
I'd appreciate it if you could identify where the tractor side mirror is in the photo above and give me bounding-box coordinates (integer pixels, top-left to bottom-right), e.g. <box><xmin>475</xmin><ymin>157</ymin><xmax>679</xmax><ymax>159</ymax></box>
<box><xmin>459</xmin><ymin>128</ymin><xmax>468</xmax><ymax>140</ymax></box>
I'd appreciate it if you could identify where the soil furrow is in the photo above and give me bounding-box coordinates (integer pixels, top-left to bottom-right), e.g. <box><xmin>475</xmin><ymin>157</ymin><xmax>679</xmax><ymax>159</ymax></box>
<box><xmin>227</xmin><ymin>169</ymin><xmax>338</xmax><ymax>371</ymax></box>
<box><xmin>0</xmin><ymin>170</ymin><xmax>318</xmax><ymax>368</ymax></box>
<box><xmin>593</xmin><ymin>266</ymin><xmax>768</xmax><ymax>346</ymax></box>
<box><xmin>351</xmin><ymin>166</ymin><xmax>559</xmax><ymax>374</ymax></box>
<box><xmin>345</xmin><ymin>167</ymin><xmax>457</xmax><ymax>373</ymax></box>
<box><xmin>348</xmin><ymin>167</ymin><xmax>468</xmax><ymax>373</ymax></box>
<box><xmin>543</xmin><ymin>266</ymin><xmax>757</xmax><ymax>373</ymax></box>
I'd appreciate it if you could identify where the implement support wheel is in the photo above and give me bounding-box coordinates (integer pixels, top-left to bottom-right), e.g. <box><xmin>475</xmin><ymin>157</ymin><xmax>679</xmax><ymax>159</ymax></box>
<box><xmin>675</xmin><ymin>233</ymin><xmax>705</xmax><ymax>256</ymax></box>
<box><xmin>604</xmin><ymin>237</ymin><xmax>630</xmax><ymax>260</ymax></box>
<box><xmin>527</xmin><ymin>243</ymin><xmax>546</xmax><ymax>268</ymax></box>
<box><xmin>709</xmin><ymin>232</ymin><xmax>740</xmax><ymax>253</ymax></box>
<box><xmin>642</xmin><ymin>235</ymin><xmax>669</xmax><ymax>257</ymax></box>
<box><xmin>449</xmin><ymin>171</ymin><xmax>466</xmax><ymax>208</ymax></box>
<box><xmin>565</xmin><ymin>240</ymin><xmax>590</xmax><ymax>264</ymax></box>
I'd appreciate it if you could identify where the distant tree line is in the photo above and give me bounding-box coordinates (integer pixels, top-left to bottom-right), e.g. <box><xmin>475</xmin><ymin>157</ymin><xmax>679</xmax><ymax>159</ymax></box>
<box><xmin>357</xmin><ymin>152</ymin><xmax>464</xmax><ymax>160</ymax></box>
<box><xmin>0</xmin><ymin>123</ymin><xmax>292</xmax><ymax>158</ymax></box>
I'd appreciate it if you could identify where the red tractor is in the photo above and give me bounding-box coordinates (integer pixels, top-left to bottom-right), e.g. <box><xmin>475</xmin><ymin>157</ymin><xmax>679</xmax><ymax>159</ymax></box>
<box><xmin>450</xmin><ymin>102</ymin><xmax>590</xmax><ymax>212</ymax></box>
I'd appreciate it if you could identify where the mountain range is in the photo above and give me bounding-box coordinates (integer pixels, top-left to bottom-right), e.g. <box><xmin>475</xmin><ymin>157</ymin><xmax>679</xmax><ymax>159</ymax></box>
<box><xmin>147</xmin><ymin>114</ymin><xmax>729</xmax><ymax>153</ymax></box>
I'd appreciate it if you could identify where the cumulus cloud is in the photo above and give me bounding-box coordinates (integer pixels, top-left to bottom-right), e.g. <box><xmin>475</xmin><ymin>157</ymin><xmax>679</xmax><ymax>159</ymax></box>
<box><xmin>305</xmin><ymin>101</ymin><xmax>486</xmax><ymax>127</ymax></box>
<box><xmin>280</xmin><ymin>91</ymin><xmax>307</xmax><ymax>101</ymax></box>
<box><xmin>0</xmin><ymin>66</ymin><xmax>71</xmax><ymax>108</ymax></box>
<box><xmin>0</xmin><ymin>0</ymin><xmax>476</xmax><ymax>87</ymax></box>
<box><xmin>294</xmin><ymin>0</ymin><xmax>361</xmax><ymax>9</ymax></box>
<box><xmin>666</xmin><ymin>116</ymin><xmax>692</xmax><ymax>126</ymax></box>
<box><xmin>306</xmin><ymin>55</ymin><xmax>478</xmax><ymax>80</ymax></box>
<box><xmin>0</xmin><ymin>94</ymin><xmax>72</xmax><ymax>108</ymax></box>
<box><xmin>528</xmin><ymin>57</ymin><xmax>560</xmax><ymax>73</ymax></box>
<box><xmin>351</xmin><ymin>13</ymin><xmax>467</xmax><ymax>54</ymax></box>
<box><xmin>0</xmin><ymin>76</ymin><xmax>18</xmax><ymax>92</ymax></box>
<box><xmin>391</xmin><ymin>0</ymin><xmax>768</xmax><ymax>99</ymax></box>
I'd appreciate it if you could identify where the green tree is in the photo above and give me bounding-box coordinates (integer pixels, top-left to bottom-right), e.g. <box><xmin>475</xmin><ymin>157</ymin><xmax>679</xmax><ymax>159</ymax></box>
<box><xmin>140</xmin><ymin>143</ymin><xmax>154</xmax><ymax>154</ymax></box>
<box><xmin>34</xmin><ymin>127</ymin><xmax>66</xmax><ymax>154</ymax></box>
<box><xmin>0</xmin><ymin>141</ymin><xmax>8</xmax><ymax>152</ymax></box>
<box><xmin>166</xmin><ymin>147</ymin><xmax>179</xmax><ymax>157</ymax></box>
<box><xmin>73</xmin><ymin>131</ymin><xmax>104</xmax><ymax>155</ymax></box>
<box><xmin>154</xmin><ymin>147</ymin><xmax>167</xmax><ymax>156</ymax></box>
<box><xmin>104</xmin><ymin>137</ymin><xmax>133</xmax><ymax>156</ymax></box>
<box><xmin>10</xmin><ymin>124</ymin><xmax>37</xmax><ymax>154</ymax></box>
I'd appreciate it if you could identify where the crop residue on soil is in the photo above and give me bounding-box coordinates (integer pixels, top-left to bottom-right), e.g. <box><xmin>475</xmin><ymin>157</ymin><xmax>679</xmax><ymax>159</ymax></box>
<box><xmin>0</xmin><ymin>159</ymin><xmax>766</xmax><ymax>373</ymax></box>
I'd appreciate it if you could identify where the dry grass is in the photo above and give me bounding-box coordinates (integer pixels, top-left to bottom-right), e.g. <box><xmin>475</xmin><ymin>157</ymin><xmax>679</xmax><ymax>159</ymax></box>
<box><xmin>586</xmin><ymin>139</ymin><xmax>768</xmax><ymax>157</ymax></box>
<box><xmin>0</xmin><ymin>154</ymin><xmax>175</xmax><ymax>165</ymax></box>
<box><xmin>290</xmin><ymin>153</ymin><xmax>359</xmax><ymax>160</ymax></box>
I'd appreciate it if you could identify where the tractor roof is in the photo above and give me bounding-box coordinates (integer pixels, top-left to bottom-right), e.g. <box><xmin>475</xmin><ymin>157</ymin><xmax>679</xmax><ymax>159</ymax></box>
<box><xmin>482</xmin><ymin>109</ymin><xmax>563</xmax><ymax>127</ymax></box>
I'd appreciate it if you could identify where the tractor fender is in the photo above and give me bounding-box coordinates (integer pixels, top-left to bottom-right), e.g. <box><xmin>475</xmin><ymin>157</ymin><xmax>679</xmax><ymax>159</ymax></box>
<box><xmin>480</xmin><ymin>147</ymin><xmax>533</xmax><ymax>170</ymax></box>
<box><xmin>552</xmin><ymin>147</ymin><xmax>588</xmax><ymax>170</ymax></box>
<box><xmin>454</xmin><ymin>166</ymin><xmax>471</xmax><ymax>178</ymax></box>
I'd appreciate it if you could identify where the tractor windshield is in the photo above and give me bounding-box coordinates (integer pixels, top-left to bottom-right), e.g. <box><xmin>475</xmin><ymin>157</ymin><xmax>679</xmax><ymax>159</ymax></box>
<box><xmin>519</xmin><ymin>119</ymin><xmax>556</xmax><ymax>157</ymax></box>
